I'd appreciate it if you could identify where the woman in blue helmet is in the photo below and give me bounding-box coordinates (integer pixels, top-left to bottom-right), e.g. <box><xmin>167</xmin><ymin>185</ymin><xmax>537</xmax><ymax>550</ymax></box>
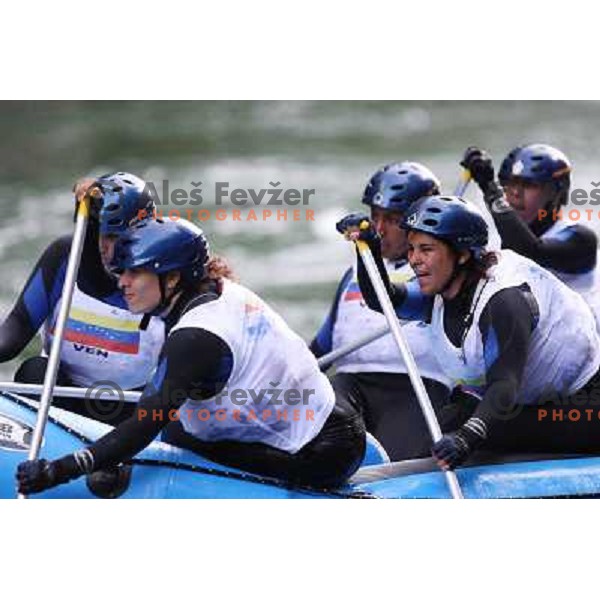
<box><xmin>311</xmin><ymin>162</ymin><xmax>468</xmax><ymax>461</ymax></box>
<box><xmin>337</xmin><ymin>196</ymin><xmax>600</xmax><ymax>469</ymax></box>
<box><xmin>16</xmin><ymin>218</ymin><xmax>366</xmax><ymax>494</ymax></box>
<box><xmin>0</xmin><ymin>173</ymin><xmax>164</xmax><ymax>424</ymax></box>
<box><xmin>460</xmin><ymin>144</ymin><xmax>600</xmax><ymax>328</ymax></box>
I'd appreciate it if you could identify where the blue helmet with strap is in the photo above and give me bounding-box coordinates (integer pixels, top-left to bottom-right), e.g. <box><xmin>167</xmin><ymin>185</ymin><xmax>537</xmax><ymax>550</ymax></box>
<box><xmin>98</xmin><ymin>172</ymin><xmax>155</xmax><ymax>235</ymax></box>
<box><xmin>498</xmin><ymin>144</ymin><xmax>572</xmax><ymax>206</ymax></box>
<box><xmin>362</xmin><ymin>161</ymin><xmax>441</xmax><ymax>213</ymax></box>
<box><xmin>401</xmin><ymin>195</ymin><xmax>488</xmax><ymax>257</ymax></box>
<box><xmin>112</xmin><ymin>218</ymin><xmax>210</xmax><ymax>285</ymax></box>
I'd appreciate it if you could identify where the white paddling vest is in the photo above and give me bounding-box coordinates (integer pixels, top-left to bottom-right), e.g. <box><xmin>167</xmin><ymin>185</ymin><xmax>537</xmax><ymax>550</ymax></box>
<box><xmin>428</xmin><ymin>250</ymin><xmax>600</xmax><ymax>404</ymax></box>
<box><xmin>332</xmin><ymin>260</ymin><xmax>452</xmax><ymax>387</ymax></box>
<box><xmin>43</xmin><ymin>285</ymin><xmax>165</xmax><ymax>389</ymax></box>
<box><xmin>173</xmin><ymin>280</ymin><xmax>335</xmax><ymax>453</ymax></box>
<box><xmin>540</xmin><ymin>218</ymin><xmax>600</xmax><ymax>330</ymax></box>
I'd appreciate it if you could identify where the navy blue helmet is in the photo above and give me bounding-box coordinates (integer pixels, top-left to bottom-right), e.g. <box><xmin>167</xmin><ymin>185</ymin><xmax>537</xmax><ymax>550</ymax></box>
<box><xmin>98</xmin><ymin>172</ymin><xmax>155</xmax><ymax>235</ymax></box>
<box><xmin>402</xmin><ymin>195</ymin><xmax>488</xmax><ymax>256</ymax></box>
<box><xmin>362</xmin><ymin>162</ymin><xmax>441</xmax><ymax>213</ymax></box>
<box><xmin>111</xmin><ymin>218</ymin><xmax>210</xmax><ymax>284</ymax></box>
<box><xmin>498</xmin><ymin>144</ymin><xmax>571</xmax><ymax>206</ymax></box>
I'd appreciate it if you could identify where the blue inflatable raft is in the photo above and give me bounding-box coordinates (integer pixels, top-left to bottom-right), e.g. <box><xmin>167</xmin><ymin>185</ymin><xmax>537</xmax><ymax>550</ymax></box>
<box><xmin>2</xmin><ymin>391</ymin><xmax>600</xmax><ymax>499</ymax></box>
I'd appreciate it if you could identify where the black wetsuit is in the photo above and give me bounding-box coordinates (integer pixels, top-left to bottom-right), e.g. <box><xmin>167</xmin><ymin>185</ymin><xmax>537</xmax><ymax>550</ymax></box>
<box><xmin>355</xmin><ymin>243</ymin><xmax>600</xmax><ymax>455</ymax></box>
<box><xmin>0</xmin><ymin>226</ymin><xmax>136</xmax><ymax>424</ymax></box>
<box><xmin>66</xmin><ymin>286</ymin><xmax>366</xmax><ymax>488</ymax></box>
<box><xmin>310</xmin><ymin>267</ymin><xmax>461</xmax><ymax>461</ymax></box>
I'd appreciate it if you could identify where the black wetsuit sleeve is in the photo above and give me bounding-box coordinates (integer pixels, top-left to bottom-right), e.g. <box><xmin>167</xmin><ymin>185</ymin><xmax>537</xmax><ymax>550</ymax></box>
<box><xmin>77</xmin><ymin>224</ymin><xmax>119</xmax><ymax>298</ymax></box>
<box><xmin>355</xmin><ymin>241</ymin><xmax>394</xmax><ymax>310</ymax></box>
<box><xmin>85</xmin><ymin>328</ymin><xmax>234</xmax><ymax>470</ymax></box>
<box><xmin>0</xmin><ymin>236</ymin><xmax>71</xmax><ymax>362</ymax></box>
<box><xmin>0</xmin><ymin>224</ymin><xmax>119</xmax><ymax>362</ymax></box>
<box><xmin>472</xmin><ymin>286</ymin><xmax>537</xmax><ymax>431</ymax></box>
<box><xmin>355</xmin><ymin>243</ymin><xmax>432</xmax><ymax>321</ymax></box>
<box><xmin>491</xmin><ymin>208</ymin><xmax>597</xmax><ymax>274</ymax></box>
<box><xmin>309</xmin><ymin>268</ymin><xmax>352</xmax><ymax>357</ymax></box>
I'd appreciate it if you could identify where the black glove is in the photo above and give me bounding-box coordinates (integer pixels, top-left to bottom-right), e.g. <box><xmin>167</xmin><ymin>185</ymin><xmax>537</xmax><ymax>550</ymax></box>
<box><xmin>336</xmin><ymin>212</ymin><xmax>379</xmax><ymax>243</ymax></box>
<box><xmin>460</xmin><ymin>147</ymin><xmax>497</xmax><ymax>192</ymax></box>
<box><xmin>16</xmin><ymin>454</ymin><xmax>83</xmax><ymax>495</ymax></box>
<box><xmin>431</xmin><ymin>417</ymin><xmax>488</xmax><ymax>470</ymax></box>
<box><xmin>461</xmin><ymin>147</ymin><xmax>508</xmax><ymax>210</ymax></box>
<box><xmin>72</xmin><ymin>177</ymin><xmax>104</xmax><ymax>221</ymax></box>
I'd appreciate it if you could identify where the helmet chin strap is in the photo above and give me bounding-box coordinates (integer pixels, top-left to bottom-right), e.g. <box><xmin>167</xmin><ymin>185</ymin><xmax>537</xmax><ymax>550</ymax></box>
<box><xmin>544</xmin><ymin>189</ymin><xmax>562</xmax><ymax>213</ymax></box>
<box><xmin>531</xmin><ymin>187</ymin><xmax>561</xmax><ymax>236</ymax></box>
<box><xmin>139</xmin><ymin>274</ymin><xmax>181</xmax><ymax>330</ymax></box>
<box><xmin>439</xmin><ymin>263</ymin><xmax>460</xmax><ymax>295</ymax></box>
<box><xmin>439</xmin><ymin>254</ymin><xmax>468</xmax><ymax>296</ymax></box>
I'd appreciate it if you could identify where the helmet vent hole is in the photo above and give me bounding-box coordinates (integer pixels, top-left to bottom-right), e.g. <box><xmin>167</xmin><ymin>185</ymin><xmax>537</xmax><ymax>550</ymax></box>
<box><xmin>426</xmin><ymin>207</ymin><xmax>442</xmax><ymax>213</ymax></box>
<box><xmin>532</xmin><ymin>156</ymin><xmax>544</xmax><ymax>161</ymax></box>
<box><xmin>123</xmin><ymin>179</ymin><xmax>133</xmax><ymax>185</ymax></box>
<box><xmin>391</xmin><ymin>184</ymin><xmax>405</xmax><ymax>191</ymax></box>
<box><xmin>398</xmin><ymin>170</ymin><xmax>408</xmax><ymax>175</ymax></box>
<box><xmin>423</xmin><ymin>218</ymin><xmax>438</xmax><ymax>226</ymax></box>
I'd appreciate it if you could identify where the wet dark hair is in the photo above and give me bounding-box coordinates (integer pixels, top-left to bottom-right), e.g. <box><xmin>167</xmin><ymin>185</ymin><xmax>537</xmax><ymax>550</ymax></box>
<box><xmin>195</xmin><ymin>255</ymin><xmax>237</xmax><ymax>294</ymax></box>
<box><xmin>206</xmin><ymin>255</ymin><xmax>237</xmax><ymax>281</ymax></box>
<box><xmin>464</xmin><ymin>250</ymin><xmax>499</xmax><ymax>279</ymax></box>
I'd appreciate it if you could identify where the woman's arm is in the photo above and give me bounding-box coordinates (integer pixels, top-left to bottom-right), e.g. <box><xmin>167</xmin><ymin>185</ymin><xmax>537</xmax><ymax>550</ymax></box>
<box><xmin>0</xmin><ymin>236</ymin><xmax>71</xmax><ymax>361</ymax></box>
<box><xmin>492</xmin><ymin>209</ymin><xmax>597</xmax><ymax>274</ymax></box>
<box><xmin>16</xmin><ymin>327</ymin><xmax>234</xmax><ymax>493</ymax></box>
<box><xmin>432</xmin><ymin>285</ymin><xmax>537</xmax><ymax>469</ymax></box>
<box><xmin>473</xmin><ymin>285</ymin><xmax>538</xmax><ymax>429</ymax></box>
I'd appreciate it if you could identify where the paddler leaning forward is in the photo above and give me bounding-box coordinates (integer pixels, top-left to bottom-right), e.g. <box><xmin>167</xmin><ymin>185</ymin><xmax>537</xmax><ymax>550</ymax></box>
<box><xmin>337</xmin><ymin>195</ymin><xmax>600</xmax><ymax>470</ymax></box>
<box><xmin>17</xmin><ymin>218</ymin><xmax>366</xmax><ymax>495</ymax></box>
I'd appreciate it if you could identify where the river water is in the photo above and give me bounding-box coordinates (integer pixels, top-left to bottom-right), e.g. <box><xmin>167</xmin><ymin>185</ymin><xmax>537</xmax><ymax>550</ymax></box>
<box><xmin>1</xmin><ymin>100</ymin><xmax>599</xmax><ymax>379</ymax></box>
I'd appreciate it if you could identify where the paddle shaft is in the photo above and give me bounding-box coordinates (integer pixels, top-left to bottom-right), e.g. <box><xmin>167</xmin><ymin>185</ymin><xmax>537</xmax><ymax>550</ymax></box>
<box><xmin>317</xmin><ymin>323</ymin><xmax>390</xmax><ymax>370</ymax></box>
<box><xmin>19</xmin><ymin>198</ymin><xmax>91</xmax><ymax>499</ymax></box>
<box><xmin>453</xmin><ymin>168</ymin><xmax>472</xmax><ymax>197</ymax></box>
<box><xmin>355</xmin><ymin>240</ymin><xmax>464</xmax><ymax>499</ymax></box>
<box><xmin>1</xmin><ymin>382</ymin><xmax>141</xmax><ymax>403</ymax></box>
